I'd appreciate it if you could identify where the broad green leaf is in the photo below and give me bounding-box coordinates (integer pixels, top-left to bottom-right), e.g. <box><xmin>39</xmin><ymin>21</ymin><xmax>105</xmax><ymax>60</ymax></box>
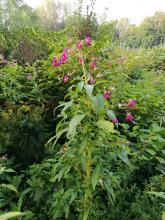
<box><xmin>89</xmin><ymin>94</ymin><xmax>105</xmax><ymax>113</ymax></box>
<box><xmin>0</xmin><ymin>212</ymin><xmax>26</xmax><ymax>220</ymax></box>
<box><xmin>77</xmin><ymin>81</ymin><xmax>84</xmax><ymax>91</ymax></box>
<box><xmin>107</xmin><ymin>110</ymin><xmax>116</xmax><ymax>120</ymax></box>
<box><xmin>97</xmin><ymin>119</ymin><xmax>116</xmax><ymax>133</ymax></box>
<box><xmin>84</xmin><ymin>84</ymin><xmax>93</xmax><ymax>96</ymax></box>
<box><xmin>92</xmin><ymin>165</ymin><xmax>101</xmax><ymax>190</ymax></box>
<box><xmin>162</xmin><ymin>212</ymin><xmax>165</xmax><ymax>220</ymax></box>
<box><xmin>97</xmin><ymin>94</ymin><xmax>105</xmax><ymax>110</ymax></box>
<box><xmin>67</xmin><ymin>114</ymin><xmax>85</xmax><ymax>139</ymax></box>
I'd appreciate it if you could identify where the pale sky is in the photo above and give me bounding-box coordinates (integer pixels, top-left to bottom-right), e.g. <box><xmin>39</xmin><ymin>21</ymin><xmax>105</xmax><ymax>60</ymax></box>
<box><xmin>25</xmin><ymin>0</ymin><xmax>165</xmax><ymax>24</ymax></box>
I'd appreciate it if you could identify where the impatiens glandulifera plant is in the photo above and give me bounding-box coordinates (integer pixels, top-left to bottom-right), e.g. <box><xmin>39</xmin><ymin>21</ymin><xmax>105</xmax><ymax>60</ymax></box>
<box><xmin>48</xmin><ymin>38</ymin><xmax>137</xmax><ymax>220</ymax></box>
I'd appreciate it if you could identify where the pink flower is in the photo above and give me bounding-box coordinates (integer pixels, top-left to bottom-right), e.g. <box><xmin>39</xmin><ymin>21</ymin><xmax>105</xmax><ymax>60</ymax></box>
<box><xmin>52</xmin><ymin>56</ymin><xmax>59</xmax><ymax>67</ymax></box>
<box><xmin>91</xmin><ymin>58</ymin><xmax>97</xmax><ymax>70</ymax></box>
<box><xmin>103</xmin><ymin>91</ymin><xmax>112</xmax><ymax>100</ymax></box>
<box><xmin>63</xmin><ymin>75</ymin><xmax>69</xmax><ymax>83</ymax></box>
<box><xmin>127</xmin><ymin>99</ymin><xmax>137</xmax><ymax>108</ymax></box>
<box><xmin>52</xmin><ymin>48</ymin><xmax>69</xmax><ymax>67</ymax></box>
<box><xmin>84</xmin><ymin>36</ymin><xmax>92</xmax><ymax>46</ymax></box>
<box><xmin>59</xmin><ymin>49</ymin><xmax>69</xmax><ymax>65</ymax></box>
<box><xmin>125</xmin><ymin>113</ymin><xmax>134</xmax><ymax>122</ymax></box>
<box><xmin>59</xmin><ymin>52</ymin><xmax>68</xmax><ymax>65</ymax></box>
<box><xmin>112</xmin><ymin>118</ymin><xmax>119</xmax><ymax>124</ymax></box>
<box><xmin>76</xmin><ymin>41</ymin><xmax>83</xmax><ymax>50</ymax></box>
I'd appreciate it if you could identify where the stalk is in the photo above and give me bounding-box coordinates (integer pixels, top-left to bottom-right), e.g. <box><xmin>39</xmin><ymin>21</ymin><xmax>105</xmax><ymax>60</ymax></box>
<box><xmin>83</xmin><ymin>143</ymin><xmax>92</xmax><ymax>220</ymax></box>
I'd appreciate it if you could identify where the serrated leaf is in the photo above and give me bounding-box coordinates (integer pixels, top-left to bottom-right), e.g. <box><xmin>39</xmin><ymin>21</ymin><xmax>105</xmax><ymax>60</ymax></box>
<box><xmin>67</xmin><ymin>114</ymin><xmax>85</xmax><ymax>139</ymax></box>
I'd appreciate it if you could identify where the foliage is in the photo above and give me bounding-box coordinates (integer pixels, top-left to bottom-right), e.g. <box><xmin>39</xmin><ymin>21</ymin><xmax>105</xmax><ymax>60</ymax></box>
<box><xmin>0</xmin><ymin>4</ymin><xmax>165</xmax><ymax>219</ymax></box>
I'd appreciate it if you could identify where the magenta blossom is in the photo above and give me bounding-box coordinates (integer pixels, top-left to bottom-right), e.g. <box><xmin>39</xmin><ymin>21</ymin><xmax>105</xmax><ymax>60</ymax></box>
<box><xmin>125</xmin><ymin>113</ymin><xmax>134</xmax><ymax>122</ymax></box>
<box><xmin>103</xmin><ymin>91</ymin><xmax>112</xmax><ymax>100</ymax></box>
<box><xmin>84</xmin><ymin>36</ymin><xmax>92</xmax><ymax>46</ymax></box>
<box><xmin>63</xmin><ymin>75</ymin><xmax>69</xmax><ymax>83</ymax></box>
<box><xmin>112</xmin><ymin>118</ymin><xmax>119</xmax><ymax>124</ymax></box>
<box><xmin>52</xmin><ymin>56</ymin><xmax>59</xmax><ymax>67</ymax></box>
<box><xmin>76</xmin><ymin>41</ymin><xmax>83</xmax><ymax>50</ymax></box>
<box><xmin>127</xmin><ymin>99</ymin><xmax>137</xmax><ymax>108</ymax></box>
<box><xmin>91</xmin><ymin>58</ymin><xmax>97</xmax><ymax>70</ymax></box>
<box><xmin>52</xmin><ymin>48</ymin><xmax>69</xmax><ymax>67</ymax></box>
<box><xmin>59</xmin><ymin>52</ymin><xmax>68</xmax><ymax>65</ymax></box>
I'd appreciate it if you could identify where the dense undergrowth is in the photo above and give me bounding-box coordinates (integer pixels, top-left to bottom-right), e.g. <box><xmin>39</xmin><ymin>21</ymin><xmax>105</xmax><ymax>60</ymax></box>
<box><xmin>0</xmin><ymin>20</ymin><xmax>165</xmax><ymax>220</ymax></box>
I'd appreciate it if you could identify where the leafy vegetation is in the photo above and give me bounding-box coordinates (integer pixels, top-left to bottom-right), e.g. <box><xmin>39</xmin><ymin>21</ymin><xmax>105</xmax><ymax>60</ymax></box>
<box><xmin>0</xmin><ymin>0</ymin><xmax>165</xmax><ymax>219</ymax></box>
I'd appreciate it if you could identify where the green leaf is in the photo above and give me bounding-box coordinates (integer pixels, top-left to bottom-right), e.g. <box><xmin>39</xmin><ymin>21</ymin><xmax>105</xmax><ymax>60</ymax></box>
<box><xmin>77</xmin><ymin>81</ymin><xmax>84</xmax><ymax>91</ymax></box>
<box><xmin>147</xmin><ymin>191</ymin><xmax>165</xmax><ymax>199</ymax></box>
<box><xmin>92</xmin><ymin>165</ymin><xmax>101</xmax><ymax>190</ymax></box>
<box><xmin>89</xmin><ymin>94</ymin><xmax>105</xmax><ymax>113</ymax></box>
<box><xmin>67</xmin><ymin>114</ymin><xmax>85</xmax><ymax>139</ymax></box>
<box><xmin>61</xmin><ymin>100</ymin><xmax>73</xmax><ymax>114</ymax></box>
<box><xmin>84</xmin><ymin>84</ymin><xmax>93</xmax><ymax>96</ymax></box>
<box><xmin>107</xmin><ymin>110</ymin><xmax>116</xmax><ymax>120</ymax></box>
<box><xmin>0</xmin><ymin>184</ymin><xmax>18</xmax><ymax>195</ymax></box>
<box><xmin>97</xmin><ymin>119</ymin><xmax>116</xmax><ymax>133</ymax></box>
<box><xmin>118</xmin><ymin>150</ymin><xmax>130</xmax><ymax>166</ymax></box>
<box><xmin>79</xmin><ymin>133</ymin><xmax>90</xmax><ymax>153</ymax></box>
<box><xmin>103</xmin><ymin>178</ymin><xmax>116</xmax><ymax>205</ymax></box>
<box><xmin>0</xmin><ymin>212</ymin><xmax>26</xmax><ymax>220</ymax></box>
<box><xmin>46</xmin><ymin>128</ymin><xmax>68</xmax><ymax>148</ymax></box>
<box><xmin>53</xmin><ymin>100</ymin><xmax>73</xmax><ymax>115</ymax></box>
<box><xmin>146</xmin><ymin>149</ymin><xmax>156</xmax><ymax>155</ymax></box>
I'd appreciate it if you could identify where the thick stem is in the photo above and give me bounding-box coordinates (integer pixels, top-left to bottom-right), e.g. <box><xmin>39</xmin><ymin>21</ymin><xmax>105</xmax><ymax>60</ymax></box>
<box><xmin>83</xmin><ymin>143</ymin><xmax>92</xmax><ymax>220</ymax></box>
<box><xmin>79</xmin><ymin>52</ymin><xmax>87</xmax><ymax>84</ymax></box>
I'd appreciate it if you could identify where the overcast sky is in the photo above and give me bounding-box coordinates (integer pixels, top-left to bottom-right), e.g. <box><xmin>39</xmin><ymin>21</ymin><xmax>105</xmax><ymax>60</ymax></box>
<box><xmin>25</xmin><ymin>0</ymin><xmax>165</xmax><ymax>24</ymax></box>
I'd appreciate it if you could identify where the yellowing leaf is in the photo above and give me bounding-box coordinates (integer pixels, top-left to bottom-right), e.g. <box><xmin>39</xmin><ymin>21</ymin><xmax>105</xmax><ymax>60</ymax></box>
<box><xmin>97</xmin><ymin>119</ymin><xmax>116</xmax><ymax>133</ymax></box>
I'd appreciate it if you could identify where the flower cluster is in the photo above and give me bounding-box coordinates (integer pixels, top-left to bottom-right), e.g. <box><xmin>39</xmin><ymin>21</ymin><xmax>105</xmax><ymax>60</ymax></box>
<box><xmin>52</xmin><ymin>37</ymin><xmax>137</xmax><ymax>125</ymax></box>
<box><xmin>127</xmin><ymin>99</ymin><xmax>137</xmax><ymax>108</ymax></box>
<box><xmin>52</xmin><ymin>48</ymin><xmax>69</xmax><ymax>67</ymax></box>
<box><xmin>76</xmin><ymin>36</ymin><xmax>92</xmax><ymax>51</ymax></box>
<box><xmin>103</xmin><ymin>91</ymin><xmax>112</xmax><ymax>100</ymax></box>
<box><xmin>91</xmin><ymin>58</ymin><xmax>97</xmax><ymax>70</ymax></box>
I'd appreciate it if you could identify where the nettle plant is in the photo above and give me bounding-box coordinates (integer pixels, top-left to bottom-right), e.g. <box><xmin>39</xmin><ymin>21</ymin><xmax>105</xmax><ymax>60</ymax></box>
<box><xmin>48</xmin><ymin>37</ymin><xmax>137</xmax><ymax>220</ymax></box>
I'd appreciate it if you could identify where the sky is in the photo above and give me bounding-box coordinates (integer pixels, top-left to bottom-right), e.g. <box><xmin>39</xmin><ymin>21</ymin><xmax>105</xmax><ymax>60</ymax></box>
<box><xmin>25</xmin><ymin>0</ymin><xmax>165</xmax><ymax>24</ymax></box>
